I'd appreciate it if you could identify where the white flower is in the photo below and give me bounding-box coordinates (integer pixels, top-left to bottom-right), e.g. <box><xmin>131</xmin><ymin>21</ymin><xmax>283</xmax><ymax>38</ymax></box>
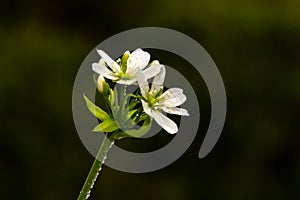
<box><xmin>92</xmin><ymin>48</ymin><xmax>163</xmax><ymax>85</ymax></box>
<box><xmin>136</xmin><ymin>66</ymin><xmax>189</xmax><ymax>134</ymax></box>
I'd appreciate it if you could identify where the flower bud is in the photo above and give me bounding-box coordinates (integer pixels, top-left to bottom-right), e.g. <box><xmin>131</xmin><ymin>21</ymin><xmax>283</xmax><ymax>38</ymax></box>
<box><xmin>97</xmin><ymin>75</ymin><xmax>109</xmax><ymax>96</ymax></box>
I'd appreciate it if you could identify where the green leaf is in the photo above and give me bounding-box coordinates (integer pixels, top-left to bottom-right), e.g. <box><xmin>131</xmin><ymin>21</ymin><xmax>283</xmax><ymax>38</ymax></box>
<box><xmin>125</xmin><ymin>116</ymin><xmax>152</xmax><ymax>138</ymax></box>
<box><xmin>93</xmin><ymin>118</ymin><xmax>119</xmax><ymax>133</ymax></box>
<box><xmin>83</xmin><ymin>95</ymin><xmax>110</xmax><ymax>121</ymax></box>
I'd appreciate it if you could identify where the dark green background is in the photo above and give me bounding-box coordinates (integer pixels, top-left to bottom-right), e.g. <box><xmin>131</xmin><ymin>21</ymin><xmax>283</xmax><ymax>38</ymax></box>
<box><xmin>1</xmin><ymin>0</ymin><xmax>299</xmax><ymax>199</ymax></box>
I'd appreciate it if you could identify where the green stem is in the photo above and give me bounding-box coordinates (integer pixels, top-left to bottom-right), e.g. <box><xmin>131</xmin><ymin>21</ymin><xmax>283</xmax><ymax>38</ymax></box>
<box><xmin>77</xmin><ymin>134</ymin><xmax>114</xmax><ymax>200</ymax></box>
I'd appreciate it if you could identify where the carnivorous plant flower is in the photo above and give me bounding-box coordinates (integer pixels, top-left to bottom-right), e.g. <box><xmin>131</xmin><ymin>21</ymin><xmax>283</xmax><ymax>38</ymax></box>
<box><xmin>92</xmin><ymin>48</ymin><xmax>163</xmax><ymax>85</ymax></box>
<box><xmin>136</xmin><ymin>65</ymin><xmax>189</xmax><ymax>134</ymax></box>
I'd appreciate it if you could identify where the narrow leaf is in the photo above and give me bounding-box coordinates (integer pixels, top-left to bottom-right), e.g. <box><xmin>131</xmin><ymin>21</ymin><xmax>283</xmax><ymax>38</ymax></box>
<box><xmin>83</xmin><ymin>95</ymin><xmax>110</xmax><ymax>121</ymax></box>
<box><xmin>93</xmin><ymin>118</ymin><xmax>119</xmax><ymax>133</ymax></box>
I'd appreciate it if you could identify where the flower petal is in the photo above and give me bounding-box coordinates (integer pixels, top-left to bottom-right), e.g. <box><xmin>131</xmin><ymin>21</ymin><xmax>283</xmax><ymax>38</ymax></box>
<box><xmin>160</xmin><ymin>94</ymin><xmax>187</xmax><ymax>107</ymax></box>
<box><xmin>92</xmin><ymin>62</ymin><xmax>106</xmax><ymax>74</ymax></box>
<box><xmin>150</xmin><ymin>65</ymin><xmax>166</xmax><ymax>94</ymax></box>
<box><xmin>151</xmin><ymin>110</ymin><xmax>178</xmax><ymax>134</ymax></box>
<box><xmin>141</xmin><ymin>100</ymin><xmax>152</xmax><ymax>116</ymax></box>
<box><xmin>141</xmin><ymin>100</ymin><xmax>178</xmax><ymax>134</ymax></box>
<box><xmin>99</xmin><ymin>58</ymin><xmax>106</xmax><ymax>66</ymax></box>
<box><xmin>161</xmin><ymin>107</ymin><xmax>189</xmax><ymax>116</ymax></box>
<box><xmin>159</xmin><ymin>88</ymin><xmax>183</xmax><ymax>99</ymax></box>
<box><xmin>92</xmin><ymin>63</ymin><xmax>118</xmax><ymax>80</ymax></box>
<box><xmin>136</xmin><ymin>70</ymin><xmax>149</xmax><ymax>98</ymax></box>
<box><xmin>127</xmin><ymin>48</ymin><xmax>150</xmax><ymax>72</ymax></box>
<box><xmin>142</xmin><ymin>64</ymin><xmax>163</xmax><ymax>80</ymax></box>
<box><xmin>159</xmin><ymin>88</ymin><xmax>187</xmax><ymax>107</ymax></box>
<box><xmin>97</xmin><ymin>49</ymin><xmax>121</xmax><ymax>73</ymax></box>
<box><xmin>117</xmin><ymin>78</ymin><xmax>137</xmax><ymax>85</ymax></box>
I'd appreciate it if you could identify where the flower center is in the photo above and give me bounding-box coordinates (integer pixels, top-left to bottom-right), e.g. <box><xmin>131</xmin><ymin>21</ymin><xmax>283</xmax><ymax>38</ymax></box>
<box><xmin>147</xmin><ymin>95</ymin><xmax>158</xmax><ymax>107</ymax></box>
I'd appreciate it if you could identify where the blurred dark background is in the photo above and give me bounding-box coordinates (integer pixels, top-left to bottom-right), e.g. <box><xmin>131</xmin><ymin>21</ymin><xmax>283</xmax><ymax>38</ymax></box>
<box><xmin>1</xmin><ymin>0</ymin><xmax>300</xmax><ymax>199</ymax></box>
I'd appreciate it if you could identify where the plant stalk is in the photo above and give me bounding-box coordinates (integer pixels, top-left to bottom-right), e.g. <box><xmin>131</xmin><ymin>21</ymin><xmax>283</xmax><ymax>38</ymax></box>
<box><xmin>77</xmin><ymin>134</ymin><xmax>114</xmax><ymax>200</ymax></box>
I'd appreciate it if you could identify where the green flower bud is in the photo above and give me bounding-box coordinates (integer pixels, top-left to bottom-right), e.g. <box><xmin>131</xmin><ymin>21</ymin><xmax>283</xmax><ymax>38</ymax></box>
<box><xmin>121</xmin><ymin>51</ymin><xmax>130</xmax><ymax>73</ymax></box>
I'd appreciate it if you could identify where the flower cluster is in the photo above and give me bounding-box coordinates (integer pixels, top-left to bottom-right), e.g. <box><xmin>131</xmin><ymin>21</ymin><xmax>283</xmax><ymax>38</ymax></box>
<box><xmin>84</xmin><ymin>48</ymin><xmax>189</xmax><ymax>138</ymax></box>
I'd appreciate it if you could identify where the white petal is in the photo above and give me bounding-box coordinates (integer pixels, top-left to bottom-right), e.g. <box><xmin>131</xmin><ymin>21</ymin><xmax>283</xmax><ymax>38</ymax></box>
<box><xmin>151</xmin><ymin>65</ymin><xmax>166</xmax><ymax>93</ymax></box>
<box><xmin>136</xmin><ymin>70</ymin><xmax>149</xmax><ymax>98</ymax></box>
<box><xmin>103</xmin><ymin>75</ymin><xmax>119</xmax><ymax>80</ymax></box>
<box><xmin>141</xmin><ymin>100</ymin><xmax>152</xmax><ymax>117</ymax></box>
<box><xmin>151</xmin><ymin>110</ymin><xmax>178</xmax><ymax>134</ymax></box>
<box><xmin>159</xmin><ymin>88</ymin><xmax>187</xmax><ymax>107</ymax></box>
<box><xmin>97</xmin><ymin>49</ymin><xmax>121</xmax><ymax>73</ymax></box>
<box><xmin>99</xmin><ymin>58</ymin><xmax>106</xmax><ymax>66</ymax></box>
<box><xmin>117</xmin><ymin>78</ymin><xmax>136</xmax><ymax>85</ymax></box>
<box><xmin>161</xmin><ymin>107</ymin><xmax>189</xmax><ymax>116</ymax></box>
<box><xmin>92</xmin><ymin>63</ymin><xmax>118</xmax><ymax>80</ymax></box>
<box><xmin>159</xmin><ymin>88</ymin><xmax>183</xmax><ymax>99</ymax></box>
<box><xmin>160</xmin><ymin>94</ymin><xmax>187</xmax><ymax>107</ymax></box>
<box><xmin>92</xmin><ymin>63</ymin><xmax>107</xmax><ymax>74</ymax></box>
<box><xmin>127</xmin><ymin>48</ymin><xmax>150</xmax><ymax>71</ymax></box>
<box><xmin>142</xmin><ymin>64</ymin><xmax>163</xmax><ymax>80</ymax></box>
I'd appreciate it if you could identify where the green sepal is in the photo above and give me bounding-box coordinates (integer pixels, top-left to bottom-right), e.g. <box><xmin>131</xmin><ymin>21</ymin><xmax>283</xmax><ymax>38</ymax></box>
<box><xmin>113</xmin><ymin>86</ymin><xmax>119</xmax><ymax>108</ymax></box>
<box><xmin>135</xmin><ymin>112</ymin><xmax>148</xmax><ymax>122</ymax></box>
<box><xmin>83</xmin><ymin>94</ymin><xmax>110</xmax><ymax>121</ymax></box>
<box><xmin>108</xmin><ymin>89</ymin><xmax>115</xmax><ymax>106</ymax></box>
<box><xmin>110</xmin><ymin>131</ymin><xmax>129</xmax><ymax>140</ymax></box>
<box><xmin>128</xmin><ymin>97</ymin><xmax>139</xmax><ymax>110</ymax></box>
<box><xmin>121</xmin><ymin>108</ymin><xmax>139</xmax><ymax>129</ymax></box>
<box><xmin>128</xmin><ymin>109</ymin><xmax>137</xmax><ymax>117</ymax></box>
<box><xmin>125</xmin><ymin>116</ymin><xmax>152</xmax><ymax>138</ymax></box>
